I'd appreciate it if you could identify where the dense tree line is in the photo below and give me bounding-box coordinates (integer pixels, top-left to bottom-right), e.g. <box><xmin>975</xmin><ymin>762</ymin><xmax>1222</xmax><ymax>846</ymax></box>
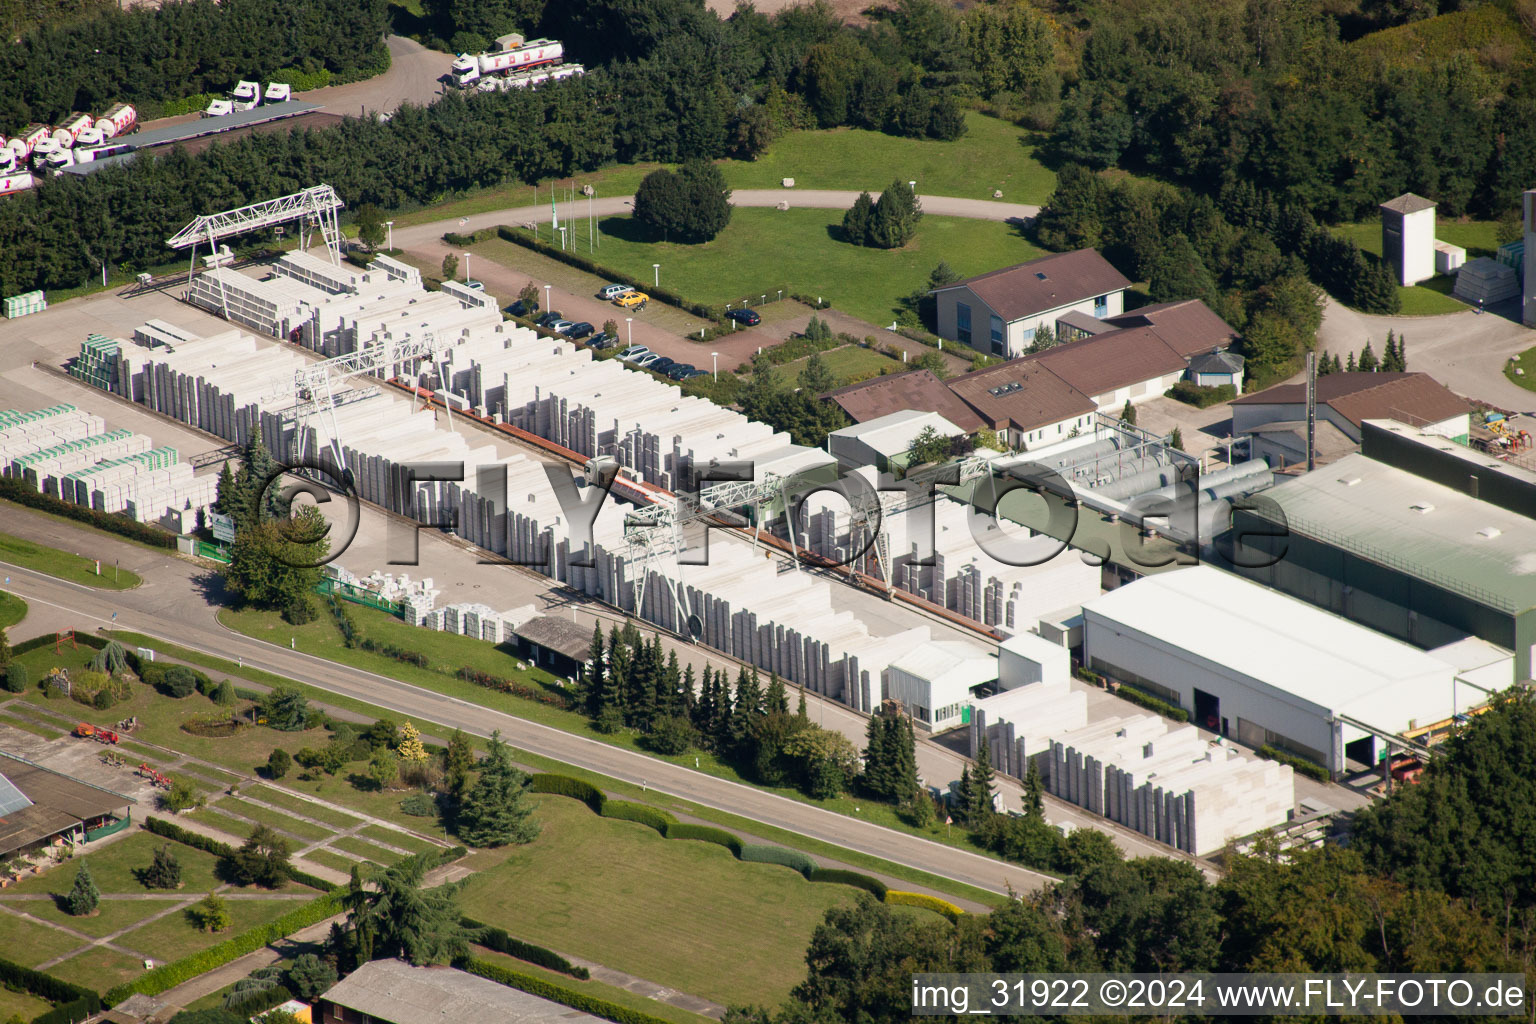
<box><xmin>1</xmin><ymin>0</ymin><xmax>389</xmax><ymax>133</ymax></box>
<box><xmin>1034</xmin><ymin>164</ymin><xmax>1333</xmax><ymax>387</ymax></box>
<box><xmin>1045</xmin><ymin>0</ymin><xmax>1536</xmax><ymax>223</ymax></box>
<box><xmin>737</xmin><ymin>351</ymin><xmax>851</xmax><ymax>447</ymax></box>
<box><xmin>729</xmin><ymin>691</ymin><xmax>1536</xmax><ymax>1023</ymax></box>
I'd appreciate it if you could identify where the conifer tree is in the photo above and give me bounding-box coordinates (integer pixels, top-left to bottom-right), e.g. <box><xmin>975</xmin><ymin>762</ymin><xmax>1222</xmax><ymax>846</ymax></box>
<box><xmin>1024</xmin><ymin>759</ymin><xmax>1045</xmax><ymax>819</ymax></box>
<box><xmin>796</xmin><ymin>688</ymin><xmax>808</xmax><ymax>722</ymax></box>
<box><xmin>1358</xmin><ymin>341</ymin><xmax>1379</xmax><ymax>372</ymax></box>
<box><xmin>889</xmin><ymin>712</ymin><xmax>919</xmax><ymax>802</ymax></box>
<box><xmin>953</xmin><ymin>765</ymin><xmax>975</xmax><ymax>826</ymax></box>
<box><xmin>1346</xmin><ymin>351</ymin><xmax>1356</xmax><ymax>372</ymax></box>
<box><xmin>765</xmin><ymin>672</ymin><xmax>788</xmax><ymax>714</ymax></box>
<box><xmin>863</xmin><ymin>712</ymin><xmax>890</xmax><ymax>798</ymax></box>
<box><xmin>454</xmin><ymin>731</ymin><xmax>539</xmax><ymax>848</ymax></box>
<box><xmin>680</xmin><ymin>663</ymin><xmax>697</xmax><ymax>721</ymax></box>
<box><xmin>444</xmin><ymin>728</ymin><xmax>475</xmax><ymax>799</ymax></box>
<box><xmin>969</xmin><ymin>737</ymin><xmax>996</xmax><ymax>823</ymax></box>
<box><xmin>395</xmin><ymin>722</ymin><xmax>428</xmax><ymax>765</ymax></box>
<box><xmin>1396</xmin><ymin>336</ymin><xmax>1407</xmax><ymax>371</ymax></box>
<box><xmin>1316</xmin><ymin>352</ymin><xmax>1334</xmax><ymax>377</ymax></box>
<box><xmin>67</xmin><ymin>862</ymin><xmax>99</xmax><ymax>916</ymax></box>
<box><xmin>144</xmin><ymin>843</ymin><xmax>182</xmax><ymax>889</ymax></box>
<box><xmin>1121</xmin><ymin>399</ymin><xmax>1136</xmax><ymax>425</ymax></box>
<box><xmin>583</xmin><ymin>623</ymin><xmax>606</xmax><ymax>717</ymax></box>
<box><xmin>693</xmin><ymin>665</ymin><xmax>715</xmax><ymax>736</ymax></box>
<box><xmin>1383</xmin><ymin>330</ymin><xmax>1398</xmax><ymax>372</ymax></box>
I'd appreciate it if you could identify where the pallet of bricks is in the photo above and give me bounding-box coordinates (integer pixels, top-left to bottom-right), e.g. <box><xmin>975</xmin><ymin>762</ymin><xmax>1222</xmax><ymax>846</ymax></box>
<box><xmin>3</xmin><ymin>290</ymin><xmax>46</xmax><ymax>319</ymax></box>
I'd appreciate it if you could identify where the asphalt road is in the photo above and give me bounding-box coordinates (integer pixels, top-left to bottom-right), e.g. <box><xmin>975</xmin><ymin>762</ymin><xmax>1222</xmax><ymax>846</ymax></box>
<box><xmin>0</xmin><ymin>516</ymin><xmax>1055</xmax><ymax>898</ymax></box>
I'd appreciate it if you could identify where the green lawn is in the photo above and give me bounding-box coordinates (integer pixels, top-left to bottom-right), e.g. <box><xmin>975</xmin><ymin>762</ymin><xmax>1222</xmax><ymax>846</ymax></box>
<box><xmin>186</xmin><ymin>807</ymin><xmax>266</xmax><ymax>842</ymax></box>
<box><xmin>2</xmin><ymin>832</ymin><xmax>223</xmax><ymax>898</ymax></box>
<box><xmin>300</xmin><ymin>849</ymin><xmax>362</xmax><ymax>876</ymax></box>
<box><xmin>0</xmin><ymin>590</ymin><xmax>25</xmax><ymax>629</ymax></box>
<box><xmin>248</xmin><ymin>786</ymin><xmax>364</xmax><ymax>830</ymax></box>
<box><xmin>213</xmin><ymin>797</ymin><xmax>333</xmax><ymax>843</ymax></box>
<box><xmin>1505</xmin><ymin>345</ymin><xmax>1536</xmax><ymax>392</ymax></box>
<box><xmin>728</xmin><ymin>111</ymin><xmax>1055</xmax><ymax>202</ymax></box>
<box><xmin>0</xmin><ymin>713</ymin><xmax>64</xmax><ymax>739</ymax></box>
<box><xmin>0</xmin><ymin>532</ymin><xmax>142</xmax><ymax>589</ymax></box>
<box><xmin>328</xmin><ymin>836</ymin><xmax>404</xmax><ymax>864</ymax></box>
<box><xmin>114</xmin><ymin>897</ymin><xmax>304</xmax><ymax>963</ymax></box>
<box><xmin>497</xmin><ymin>209</ymin><xmax>1045</xmax><ymax>328</ymax></box>
<box><xmin>1332</xmin><ymin>219</ymin><xmax>1499</xmax><ymax>315</ymax></box>
<box><xmin>0</xmin><ymin>984</ymin><xmax>53</xmax><ymax>1021</ymax></box>
<box><xmin>461</xmin><ymin>796</ymin><xmax>862</xmax><ymax>1007</ymax></box>
<box><xmin>776</xmin><ymin>344</ymin><xmax>905</xmax><ymax>387</ymax></box>
<box><xmin>103</xmin><ymin>629</ymin><xmax>1001</xmax><ymax>907</ymax></box>
<box><xmin>0</xmin><ymin>911</ymin><xmax>96</xmax><ymax>968</ymax></box>
<box><xmin>46</xmin><ymin>944</ymin><xmax>151</xmax><ymax>994</ymax></box>
<box><xmin>1395</xmin><ymin>273</ymin><xmax>1468</xmax><ymax>315</ymax></box>
<box><xmin>357</xmin><ymin>824</ymin><xmax>440</xmax><ymax>855</ymax></box>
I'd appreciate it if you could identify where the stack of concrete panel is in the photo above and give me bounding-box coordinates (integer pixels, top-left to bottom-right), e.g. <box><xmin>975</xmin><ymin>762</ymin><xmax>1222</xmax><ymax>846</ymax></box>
<box><xmin>189</xmin><ymin>267</ymin><xmax>316</xmax><ymax>337</ymax></box>
<box><xmin>0</xmin><ymin>406</ymin><xmax>104</xmax><ymax>463</ymax></box>
<box><xmin>69</xmin><ymin>334</ymin><xmax>121</xmax><ymax>391</ymax></box>
<box><xmin>801</xmin><ymin>468</ymin><xmax>1100</xmax><ymax>632</ymax></box>
<box><xmin>12</xmin><ymin>430</ymin><xmax>150</xmax><ymax>490</ymax></box>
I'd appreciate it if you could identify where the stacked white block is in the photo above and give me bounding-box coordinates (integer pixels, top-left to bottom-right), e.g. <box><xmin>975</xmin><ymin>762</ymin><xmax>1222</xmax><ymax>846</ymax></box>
<box><xmin>189</xmin><ymin>267</ymin><xmax>317</xmax><ymax>337</ymax></box>
<box><xmin>799</xmin><ymin>467</ymin><xmax>1100</xmax><ymax>632</ymax></box>
<box><xmin>0</xmin><ymin>406</ymin><xmax>105</xmax><ymax>467</ymax></box>
<box><xmin>10</xmin><ymin>430</ymin><xmax>151</xmax><ymax>491</ymax></box>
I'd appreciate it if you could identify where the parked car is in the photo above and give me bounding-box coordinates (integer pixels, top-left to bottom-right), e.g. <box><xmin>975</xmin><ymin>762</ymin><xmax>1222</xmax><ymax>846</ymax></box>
<box><xmin>462</xmin><ymin>279</ymin><xmax>485</xmax><ymax>292</ymax></box>
<box><xmin>613</xmin><ymin>291</ymin><xmax>649</xmax><ymax>309</ymax></box>
<box><xmin>726</xmin><ymin>307</ymin><xmax>761</xmax><ymax>326</ymax></box>
<box><xmin>535</xmin><ymin>311</ymin><xmax>564</xmax><ymax>328</ymax></box>
<box><xmin>547</xmin><ymin>319</ymin><xmax>575</xmax><ymax>334</ymax></box>
<box><xmin>648</xmin><ymin>356</ymin><xmax>677</xmax><ymax>374</ymax></box>
<box><xmin>597</xmin><ymin>283</ymin><xmax>634</xmax><ymax>300</ymax></box>
<box><xmin>587</xmin><ymin>332</ymin><xmax>616</xmax><ymax>350</ymax></box>
<box><xmin>633</xmin><ymin>353</ymin><xmax>663</xmax><ymax>368</ymax></box>
<box><xmin>506</xmin><ymin>299</ymin><xmax>539</xmax><ymax>317</ymax></box>
<box><xmin>565</xmin><ymin>321</ymin><xmax>595</xmax><ymax>340</ymax></box>
<box><xmin>664</xmin><ymin>363</ymin><xmax>696</xmax><ymax>380</ymax></box>
<box><xmin>618</xmin><ymin>345</ymin><xmax>651</xmax><ymax>362</ymax></box>
<box><xmin>676</xmin><ymin>368</ymin><xmax>708</xmax><ymax>380</ymax></box>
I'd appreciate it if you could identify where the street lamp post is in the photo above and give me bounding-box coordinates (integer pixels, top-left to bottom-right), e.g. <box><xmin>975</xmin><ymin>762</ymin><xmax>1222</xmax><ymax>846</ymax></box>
<box><xmin>653</xmin><ymin>264</ymin><xmax>660</xmax><ymax>288</ymax></box>
<box><xmin>559</xmin><ymin>226</ymin><xmax>567</xmax><ymax>250</ymax></box>
<box><xmin>626</xmin><ymin>317</ymin><xmax>634</xmax><ymax>346</ymax></box>
<box><xmin>385</xmin><ymin>221</ymin><xmax>394</xmax><ymax>250</ymax></box>
<box><xmin>462</xmin><ymin>253</ymin><xmax>470</xmax><ymax>282</ymax></box>
<box><xmin>909</xmin><ymin>180</ymin><xmax>916</xmax><ymax>194</ymax></box>
<box><xmin>712</xmin><ymin>352</ymin><xmax>719</xmax><ymax>381</ymax></box>
<box><xmin>543</xmin><ymin>284</ymin><xmax>551</xmax><ymax>312</ymax></box>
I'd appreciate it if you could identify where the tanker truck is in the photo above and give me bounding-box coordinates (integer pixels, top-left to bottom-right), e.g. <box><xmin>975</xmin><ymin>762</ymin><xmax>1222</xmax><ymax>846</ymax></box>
<box><xmin>51</xmin><ymin>113</ymin><xmax>92</xmax><ymax>147</ymax></box>
<box><xmin>450</xmin><ymin>37</ymin><xmax>563</xmax><ymax>86</ymax></box>
<box><xmin>94</xmin><ymin>104</ymin><xmax>136</xmax><ymax>139</ymax></box>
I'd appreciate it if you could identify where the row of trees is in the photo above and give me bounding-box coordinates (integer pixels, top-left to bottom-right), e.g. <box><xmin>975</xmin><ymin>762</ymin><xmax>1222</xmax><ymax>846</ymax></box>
<box><xmin>1318</xmin><ymin>331</ymin><xmax>1410</xmax><ymax>375</ymax></box>
<box><xmin>1034</xmin><ymin>164</ymin><xmax>1334</xmax><ymax>388</ymax></box>
<box><xmin>731</xmin><ymin>690</ymin><xmax>1536</xmax><ymax>1024</ymax></box>
<box><xmin>737</xmin><ymin>351</ymin><xmax>851</xmax><ymax>448</ymax></box>
<box><xmin>2</xmin><ymin>0</ymin><xmax>389</xmax><ymax>133</ymax></box>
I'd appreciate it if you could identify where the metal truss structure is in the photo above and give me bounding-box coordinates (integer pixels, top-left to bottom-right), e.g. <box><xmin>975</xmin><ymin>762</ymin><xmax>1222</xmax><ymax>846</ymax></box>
<box><xmin>166</xmin><ymin>185</ymin><xmax>345</xmax><ymax>319</ymax></box>
<box><xmin>623</xmin><ymin>471</ymin><xmax>808</xmax><ymax>635</ymax></box>
<box><xmin>259</xmin><ymin>330</ymin><xmax>457</xmax><ymax>472</ymax></box>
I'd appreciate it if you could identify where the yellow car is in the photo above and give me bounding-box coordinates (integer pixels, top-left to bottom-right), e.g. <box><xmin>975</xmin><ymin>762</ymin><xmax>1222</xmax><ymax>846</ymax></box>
<box><xmin>613</xmin><ymin>291</ymin><xmax>649</xmax><ymax>309</ymax></box>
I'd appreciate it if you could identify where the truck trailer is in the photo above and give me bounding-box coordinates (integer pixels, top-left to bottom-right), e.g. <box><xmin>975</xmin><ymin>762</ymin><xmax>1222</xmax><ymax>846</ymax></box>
<box><xmin>94</xmin><ymin>104</ymin><xmax>137</xmax><ymax>139</ymax></box>
<box><xmin>450</xmin><ymin>38</ymin><xmax>563</xmax><ymax>86</ymax></box>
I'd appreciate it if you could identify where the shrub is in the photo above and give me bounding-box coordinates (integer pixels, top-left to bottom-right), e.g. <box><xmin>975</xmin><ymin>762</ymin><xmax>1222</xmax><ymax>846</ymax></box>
<box><xmin>1165</xmin><ymin>380</ymin><xmax>1237</xmax><ymax>408</ymax></box>
<box><xmin>807</xmin><ymin>867</ymin><xmax>888</xmax><ymax>898</ymax></box>
<box><xmin>1256</xmin><ymin>745</ymin><xmax>1330</xmax><ymax>782</ymax></box>
<box><xmin>160</xmin><ymin>779</ymin><xmax>203</xmax><ymax>814</ymax></box>
<box><xmin>284</xmin><ymin>952</ymin><xmax>336</xmax><ymax>999</ymax></box>
<box><xmin>1111</xmin><ymin>684</ymin><xmax>1189</xmax><ymax>722</ymax></box>
<box><xmin>642</xmin><ymin>715</ymin><xmax>694</xmax><ymax>755</ymax></box>
<box><xmin>599</xmin><ymin>801</ymin><xmax>674</xmax><ymax>835</ymax></box>
<box><xmin>163</xmin><ymin>665</ymin><xmax>198</xmax><ymax>698</ymax></box>
<box><xmin>2</xmin><ymin>664</ymin><xmax>25</xmax><ymax>693</ymax></box>
<box><xmin>188</xmin><ymin>892</ymin><xmax>232</xmax><ymax>932</ymax></box>
<box><xmin>529</xmin><ymin>774</ymin><xmax>606</xmax><ymax>813</ymax></box>
<box><xmin>663</xmin><ymin>823</ymin><xmax>743</xmax><ymax>856</ymax></box>
<box><xmin>93</xmin><ymin>688</ymin><xmax>115</xmax><ymax>710</ymax></box>
<box><xmin>143</xmin><ymin>844</ymin><xmax>182</xmax><ymax>889</ymax></box>
<box><xmin>884</xmin><ymin>890</ymin><xmax>964</xmax><ymax>922</ymax></box>
<box><xmin>282</xmin><ymin>598</ymin><xmax>317</xmax><ymax>625</ymax></box>
<box><xmin>400</xmin><ymin>792</ymin><xmax>436</xmax><ymax>817</ymax></box>
<box><xmin>739</xmin><ymin>843</ymin><xmax>816</xmax><ymax>878</ymax></box>
<box><xmin>266</xmin><ymin>749</ymin><xmax>291</xmax><ymax>779</ymax></box>
<box><xmin>468</xmin><ymin>919</ymin><xmax>591</xmax><ymax>979</ymax></box>
<box><xmin>457</xmin><ymin>666</ymin><xmax>571</xmax><ymax>708</ymax></box>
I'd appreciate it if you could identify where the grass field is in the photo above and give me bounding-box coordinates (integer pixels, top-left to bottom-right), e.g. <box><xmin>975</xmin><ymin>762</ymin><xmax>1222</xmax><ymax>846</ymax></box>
<box><xmin>328</xmin><ymin>836</ymin><xmax>404</xmax><ymax>864</ymax></box>
<box><xmin>358</xmin><ymin>824</ymin><xmax>438</xmax><ymax>855</ymax></box>
<box><xmin>776</xmin><ymin>344</ymin><xmax>906</xmax><ymax>386</ymax></box>
<box><xmin>496</xmin><ymin>209</ymin><xmax>1046</xmax><ymax>327</ymax></box>
<box><xmin>0</xmin><ymin>590</ymin><xmax>25</xmax><ymax>629</ymax></box>
<box><xmin>114</xmin><ymin>897</ymin><xmax>303</xmax><ymax>963</ymax></box>
<box><xmin>301</xmin><ymin>849</ymin><xmax>361</xmax><ymax>876</ymax></box>
<box><xmin>473</xmin><ymin>950</ymin><xmax>716</xmax><ymax>1024</ymax></box>
<box><xmin>0</xmin><ymin>532</ymin><xmax>142</xmax><ymax>589</ymax></box>
<box><xmin>0</xmin><ymin>912</ymin><xmax>87</xmax><ymax>969</ymax></box>
<box><xmin>0</xmin><ymin>713</ymin><xmax>64</xmax><ymax>739</ymax></box>
<box><xmin>101</xmin><ymin>629</ymin><xmax>1001</xmax><ymax>907</ymax></box>
<box><xmin>460</xmin><ymin>796</ymin><xmax>860</xmax><ymax>1007</ymax></box>
<box><xmin>216</xmin><ymin>797</ymin><xmax>332</xmax><ymax>842</ymax></box>
<box><xmin>728</xmin><ymin>111</ymin><xmax>1055</xmax><ymax>202</ymax></box>
<box><xmin>45</xmin><ymin>945</ymin><xmax>145</xmax><ymax>994</ymax></box>
<box><xmin>0</xmin><ymin>985</ymin><xmax>53</xmax><ymax>1020</ymax></box>
<box><xmin>1506</xmin><ymin>345</ymin><xmax>1536</xmax><ymax>392</ymax></box>
<box><xmin>248</xmin><ymin>786</ymin><xmax>364</xmax><ymax>829</ymax></box>
<box><xmin>1332</xmin><ymin>219</ymin><xmax>1505</xmax><ymax>315</ymax></box>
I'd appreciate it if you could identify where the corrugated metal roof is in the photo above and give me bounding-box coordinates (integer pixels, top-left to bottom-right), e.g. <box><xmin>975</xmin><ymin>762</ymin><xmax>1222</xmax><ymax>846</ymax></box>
<box><xmin>1084</xmin><ymin>565</ymin><xmax>1455</xmax><ymax>717</ymax></box>
<box><xmin>1259</xmin><ymin>451</ymin><xmax>1536</xmax><ymax>612</ymax></box>
<box><xmin>63</xmin><ymin>102</ymin><xmax>322</xmax><ymax>176</ymax></box>
<box><xmin>0</xmin><ymin>771</ymin><xmax>33</xmax><ymax>816</ymax></box>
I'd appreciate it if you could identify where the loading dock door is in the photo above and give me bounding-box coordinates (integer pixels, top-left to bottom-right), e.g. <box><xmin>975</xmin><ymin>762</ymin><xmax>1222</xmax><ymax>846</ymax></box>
<box><xmin>1194</xmin><ymin>688</ymin><xmax>1220</xmax><ymax>733</ymax></box>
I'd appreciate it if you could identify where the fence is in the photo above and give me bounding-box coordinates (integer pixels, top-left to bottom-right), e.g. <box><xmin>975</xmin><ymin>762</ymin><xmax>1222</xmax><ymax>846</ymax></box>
<box><xmin>84</xmin><ymin>813</ymin><xmax>132</xmax><ymax>843</ymax></box>
<box><xmin>315</xmin><ymin>577</ymin><xmax>403</xmax><ymax>617</ymax></box>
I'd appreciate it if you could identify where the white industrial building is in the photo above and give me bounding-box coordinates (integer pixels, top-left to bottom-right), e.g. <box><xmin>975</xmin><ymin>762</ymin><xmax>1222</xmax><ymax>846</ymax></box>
<box><xmin>826</xmin><ymin>409</ymin><xmax>967</xmax><ymax>474</ymax></box>
<box><xmin>1380</xmin><ymin>193</ymin><xmax>1438</xmax><ymax>287</ymax></box>
<box><xmin>1081</xmin><ymin>566</ymin><xmax>1464</xmax><ymax>774</ymax></box>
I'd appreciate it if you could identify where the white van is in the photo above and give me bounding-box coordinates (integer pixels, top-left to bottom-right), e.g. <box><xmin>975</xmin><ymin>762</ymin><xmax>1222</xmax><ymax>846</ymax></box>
<box><xmin>596</xmin><ymin>283</ymin><xmax>633</xmax><ymax>300</ymax></box>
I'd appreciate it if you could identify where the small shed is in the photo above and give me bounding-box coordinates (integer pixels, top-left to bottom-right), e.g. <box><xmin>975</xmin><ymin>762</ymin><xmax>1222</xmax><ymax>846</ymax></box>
<box><xmin>512</xmin><ymin>616</ymin><xmax>594</xmax><ymax>679</ymax></box>
<box><xmin>1185</xmin><ymin>348</ymin><xmax>1245</xmax><ymax>390</ymax></box>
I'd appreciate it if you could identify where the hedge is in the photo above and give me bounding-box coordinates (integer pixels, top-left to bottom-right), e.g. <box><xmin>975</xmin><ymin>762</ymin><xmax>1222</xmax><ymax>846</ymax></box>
<box><xmin>529</xmin><ymin>773</ymin><xmax>606</xmax><ymax>814</ymax></box>
<box><xmin>465</xmin><ymin>958</ymin><xmax>676</xmax><ymax>1024</ymax></box>
<box><xmin>12</xmin><ymin>633</ymin><xmax>106</xmax><ymax>657</ymax></box>
<box><xmin>739</xmin><ymin>842</ymin><xmax>817</xmax><ymax>877</ymax></box>
<box><xmin>467</xmin><ymin>918</ymin><xmax>590</xmax><ymax>979</ymax></box>
<box><xmin>1165</xmin><ymin>380</ymin><xmax>1237</xmax><ymax>409</ymax></box>
<box><xmin>145</xmin><ymin>816</ymin><xmax>340</xmax><ymax>892</ymax></box>
<box><xmin>807</xmin><ymin>867</ymin><xmax>887</xmax><ymax>898</ymax></box>
<box><xmin>0</xmin><ymin>955</ymin><xmax>100</xmax><ymax>1024</ymax></box>
<box><xmin>599</xmin><ymin>800</ymin><xmax>675</xmax><ymax>835</ymax></box>
<box><xmin>662</xmin><ymin>822</ymin><xmax>743</xmax><ymax>856</ymax></box>
<box><xmin>496</xmin><ymin>226</ymin><xmax>727</xmax><ymax>322</ymax></box>
<box><xmin>884</xmin><ymin>890</ymin><xmax>964</xmax><ymax>923</ymax></box>
<box><xmin>1256</xmin><ymin>745</ymin><xmax>1331</xmax><ymax>782</ymax></box>
<box><xmin>1111</xmin><ymin>684</ymin><xmax>1190</xmax><ymax>723</ymax></box>
<box><xmin>0</xmin><ymin>476</ymin><xmax>177</xmax><ymax>549</ymax></box>
<box><xmin>103</xmin><ymin>890</ymin><xmax>344</xmax><ymax>1005</ymax></box>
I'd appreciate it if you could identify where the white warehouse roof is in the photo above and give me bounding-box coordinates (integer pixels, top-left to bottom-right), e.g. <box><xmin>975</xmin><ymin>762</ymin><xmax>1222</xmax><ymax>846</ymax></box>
<box><xmin>829</xmin><ymin>408</ymin><xmax>966</xmax><ymax>460</ymax></box>
<box><xmin>1084</xmin><ymin>565</ymin><xmax>1455</xmax><ymax>724</ymax></box>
